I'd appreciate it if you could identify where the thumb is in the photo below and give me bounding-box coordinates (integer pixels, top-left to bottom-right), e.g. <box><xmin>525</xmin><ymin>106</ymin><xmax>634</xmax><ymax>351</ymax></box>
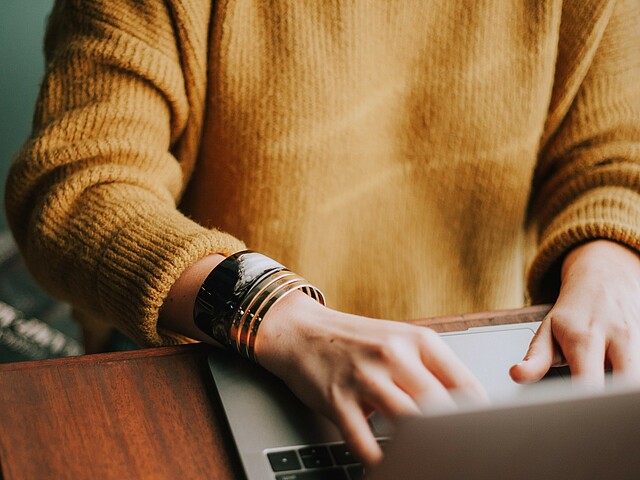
<box><xmin>509</xmin><ymin>319</ymin><xmax>556</xmax><ymax>384</ymax></box>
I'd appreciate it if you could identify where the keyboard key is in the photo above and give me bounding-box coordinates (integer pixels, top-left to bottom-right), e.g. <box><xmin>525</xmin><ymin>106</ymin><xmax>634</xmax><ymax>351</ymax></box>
<box><xmin>276</xmin><ymin>467</ymin><xmax>349</xmax><ymax>480</ymax></box>
<box><xmin>298</xmin><ymin>446</ymin><xmax>333</xmax><ymax>469</ymax></box>
<box><xmin>329</xmin><ymin>444</ymin><xmax>358</xmax><ymax>465</ymax></box>
<box><xmin>346</xmin><ymin>465</ymin><xmax>366</xmax><ymax>480</ymax></box>
<box><xmin>268</xmin><ymin>450</ymin><xmax>302</xmax><ymax>472</ymax></box>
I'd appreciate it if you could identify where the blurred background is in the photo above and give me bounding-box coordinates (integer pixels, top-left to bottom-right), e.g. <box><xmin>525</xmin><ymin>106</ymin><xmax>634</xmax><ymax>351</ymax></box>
<box><xmin>0</xmin><ymin>2</ymin><xmax>82</xmax><ymax>363</ymax></box>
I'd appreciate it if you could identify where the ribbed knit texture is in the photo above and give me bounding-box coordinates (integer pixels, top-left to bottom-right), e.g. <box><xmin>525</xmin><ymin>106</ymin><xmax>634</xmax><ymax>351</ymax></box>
<box><xmin>5</xmin><ymin>0</ymin><xmax>640</xmax><ymax>346</ymax></box>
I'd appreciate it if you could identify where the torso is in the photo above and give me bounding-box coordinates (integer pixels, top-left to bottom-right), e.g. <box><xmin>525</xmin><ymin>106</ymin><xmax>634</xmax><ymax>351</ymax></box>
<box><xmin>181</xmin><ymin>1</ymin><xmax>562</xmax><ymax>318</ymax></box>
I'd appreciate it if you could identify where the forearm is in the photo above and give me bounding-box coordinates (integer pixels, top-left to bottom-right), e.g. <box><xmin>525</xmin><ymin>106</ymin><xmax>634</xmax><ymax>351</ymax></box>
<box><xmin>5</xmin><ymin>1</ymin><xmax>245</xmax><ymax>346</ymax></box>
<box><xmin>526</xmin><ymin>0</ymin><xmax>640</xmax><ymax>302</ymax></box>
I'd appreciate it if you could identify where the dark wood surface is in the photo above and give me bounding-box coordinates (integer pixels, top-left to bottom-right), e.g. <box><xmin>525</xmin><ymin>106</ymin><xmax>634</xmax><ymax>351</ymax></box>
<box><xmin>0</xmin><ymin>305</ymin><xmax>550</xmax><ymax>480</ymax></box>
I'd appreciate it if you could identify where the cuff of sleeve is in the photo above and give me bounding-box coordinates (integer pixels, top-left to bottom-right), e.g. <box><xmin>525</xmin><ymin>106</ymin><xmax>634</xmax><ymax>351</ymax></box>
<box><xmin>96</xmin><ymin>207</ymin><xmax>246</xmax><ymax>347</ymax></box>
<box><xmin>527</xmin><ymin>186</ymin><xmax>640</xmax><ymax>303</ymax></box>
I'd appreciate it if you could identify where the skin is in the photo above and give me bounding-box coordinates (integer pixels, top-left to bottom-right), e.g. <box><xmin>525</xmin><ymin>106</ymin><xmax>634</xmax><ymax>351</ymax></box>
<box><xmin>159</xmin><ymin>238</ymin><xmax>640</xmax><ymax>468</ymax></box>
<box><xmin>510</xmin><ymin>239</ymin><xmax>640</xmax><ymax>387</ymax></box>
<box><xmin>254</xmin><ymin>293</ymin><xmax>487</xmax><ymax>466</ymax></box>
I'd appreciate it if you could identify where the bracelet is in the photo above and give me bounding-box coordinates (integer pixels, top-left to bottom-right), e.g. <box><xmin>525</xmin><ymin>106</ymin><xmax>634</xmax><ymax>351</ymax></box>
<box><xmin>193</xmin><ymin>250</ymin><xmax>325</xmax><ymax>362</ymax></box>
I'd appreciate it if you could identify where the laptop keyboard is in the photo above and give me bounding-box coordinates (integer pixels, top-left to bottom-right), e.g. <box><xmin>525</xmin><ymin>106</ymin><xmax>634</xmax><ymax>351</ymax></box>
<box><xmin>266</xmin><ymin>440</ymin><xmax>387</xmax><ymax>479</ymax></box>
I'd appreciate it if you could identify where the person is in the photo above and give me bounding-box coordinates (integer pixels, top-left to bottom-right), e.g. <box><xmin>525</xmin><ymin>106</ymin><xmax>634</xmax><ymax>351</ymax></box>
<box><xmin>5</xmin><ymin>0</ymin><xmax>640</xmax><ymax>468</ymax></box>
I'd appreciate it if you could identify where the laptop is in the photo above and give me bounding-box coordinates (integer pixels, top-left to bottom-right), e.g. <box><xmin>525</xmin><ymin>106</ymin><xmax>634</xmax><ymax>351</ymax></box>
<box><xmin>371</xmin><ymin>379</ymin><xmax>640</xmax><ymax>480</ymax></box>
<box><xmin>206</xmin><ymin>321</ymin><xmax>640</xmax><ymax>479</ymax></box>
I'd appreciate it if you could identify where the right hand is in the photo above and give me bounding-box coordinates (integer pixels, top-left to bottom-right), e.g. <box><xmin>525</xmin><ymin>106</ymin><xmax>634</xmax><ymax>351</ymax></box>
<box><xmin>254</xmin><ymin>291</ymin><xmax>487</xmax><ymax>468</ymax></box>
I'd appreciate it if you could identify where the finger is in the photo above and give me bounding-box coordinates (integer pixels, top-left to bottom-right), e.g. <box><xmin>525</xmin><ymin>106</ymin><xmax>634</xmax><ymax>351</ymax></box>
<box><xmin>510</xmin><ymin>318</ymin><xmax>558</xmax><ymax>384</ymax></box>
<box><xmin>417</xmin><ymin>330</ymin><xmax>488</xmax><ymax>400</ymax></box>
<box><xmin>392</xmin><ymin>362</ymin><xmax>458</xmax><ymax>413</ymax></box>
<box><xmin>397</xmin><ymin>366</ymin><xmax>457</xmax><ymax>406</ymax></box>
<box><xmin>331</xmin><ymin>397</ymin><xmax>383</xmax><ymax>468</ymax></box>
<box><xmin>563</xmin><ymin>332</ymin><xmax>606</xmax><ymax>389</ymax></box>
<box><xmin>607</xmin><ymin>336</ymin><xmax>640</xmax><ymax>384</ymax></box>
<box><xmin>359</xmin><ymin>374</ymin><xmax>423</xmax><ymax>419</ymax></box>
<box><xmin>381</xmin><ymin>338</ymin><xmax>459</xmax><ymax>403</ymax></box>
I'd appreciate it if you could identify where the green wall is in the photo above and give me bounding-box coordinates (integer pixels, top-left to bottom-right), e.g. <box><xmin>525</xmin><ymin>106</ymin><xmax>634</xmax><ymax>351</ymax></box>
<box><xmin>0</xmin><ymin>2</ymin><xmax>53</xmax><ymax>231</ymax></box>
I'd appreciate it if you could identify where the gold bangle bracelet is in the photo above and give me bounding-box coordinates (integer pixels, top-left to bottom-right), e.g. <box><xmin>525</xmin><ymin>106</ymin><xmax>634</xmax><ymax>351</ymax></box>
<box><xmin>193</xmin><ymin>250</ymin><xmax>325</xmax><ymax>363</ymax></box>
<box><xmin>229</xmin><ymin>270</ymin><xmax>300</xmax><ymax>351</ymax></box>
<box><xmin>233</xmin><ymin>271</ymin><xmax>303</xmax><ymax>354</ymax></box>
<box><xmin>242</xmin><ymin>277</ymin><xmax>314</xmax><ymax>359</ymax></box>
<box><xmin>247</xmin><ymin>280</ymin><xmax>324</xmax><ymax>363</ymax></box>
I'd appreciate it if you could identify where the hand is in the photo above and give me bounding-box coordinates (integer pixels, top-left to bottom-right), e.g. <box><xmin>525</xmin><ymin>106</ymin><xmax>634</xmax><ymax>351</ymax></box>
<box><xmin>254</xmin><ymin>292</ymin><xmax>487</xmax><ymax>468</ymax></box>
<box><xmin>510</xmin><ymin>240</ymin><xmax>640</xmax><ymax>387</ymax></box>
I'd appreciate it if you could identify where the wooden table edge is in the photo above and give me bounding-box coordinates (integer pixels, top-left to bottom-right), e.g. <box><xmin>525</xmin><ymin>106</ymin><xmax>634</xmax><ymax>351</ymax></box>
<box><xmin>0</xmin><ymin>304</ymin><xmax>551</xmax><ymax>373</ymax></box>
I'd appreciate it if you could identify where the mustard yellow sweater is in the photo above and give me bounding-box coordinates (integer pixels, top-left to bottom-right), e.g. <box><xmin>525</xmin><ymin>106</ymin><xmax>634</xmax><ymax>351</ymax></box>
<box><xmin>5</xmin><ymin>0</ymin><xmax>640</xmax><ymax>346</ymax></box>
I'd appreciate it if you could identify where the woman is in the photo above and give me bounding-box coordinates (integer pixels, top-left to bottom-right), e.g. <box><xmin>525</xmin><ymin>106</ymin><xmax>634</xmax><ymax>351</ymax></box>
<box><xmin>5</xmin><ymin>0</ymin><xmax>640</xmax><ymax>467</ymax></box>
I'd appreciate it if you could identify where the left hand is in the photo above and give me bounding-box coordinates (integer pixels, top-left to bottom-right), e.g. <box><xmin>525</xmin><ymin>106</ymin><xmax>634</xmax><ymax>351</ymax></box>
<box><xmin>510</xmin><ymin>239</ymin><xmax>640</xmax><ymax>387</ymax></box>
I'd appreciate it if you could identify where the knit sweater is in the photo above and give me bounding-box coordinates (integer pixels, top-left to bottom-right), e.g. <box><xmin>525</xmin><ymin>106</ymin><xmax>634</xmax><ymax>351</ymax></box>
<box><xmin>5</xmin><ymin>0</ymin><xmax>640</xmax><ymax>346</ymax></box>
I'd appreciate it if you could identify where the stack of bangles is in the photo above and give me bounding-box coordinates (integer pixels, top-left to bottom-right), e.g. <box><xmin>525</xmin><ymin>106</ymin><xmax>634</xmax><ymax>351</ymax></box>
<box><xmin>193</xmin><ymin>250</ymin><xmax>325</xmax><ymax>363</ymax></box>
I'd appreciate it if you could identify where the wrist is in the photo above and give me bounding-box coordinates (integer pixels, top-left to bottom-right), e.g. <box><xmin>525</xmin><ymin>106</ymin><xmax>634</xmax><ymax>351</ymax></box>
<box><xmin>192</xmin><ymin>250</ymin><xmax>325</xmax><ymax>362</ymax></box>
<box><xmin>562</xmin><ymin>239</ymin><xmax>640</xmax><ymax>280</ymax></box>
<box><xmin>254</xmin><ymin>290</ymin><xmax>327</xmax><ymax>369</ymax></box>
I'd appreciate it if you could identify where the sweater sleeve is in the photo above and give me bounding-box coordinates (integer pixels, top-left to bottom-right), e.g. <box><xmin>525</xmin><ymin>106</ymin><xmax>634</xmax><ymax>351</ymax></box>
<box><xmin>527</xmin><ymin>0</ymin><xmax>640</xmax><ymax>302</ymax></box>
<box><xmin>4</xmin><ymin>0</ymin><xmax>245</xmax><ymax>346</ymax></box>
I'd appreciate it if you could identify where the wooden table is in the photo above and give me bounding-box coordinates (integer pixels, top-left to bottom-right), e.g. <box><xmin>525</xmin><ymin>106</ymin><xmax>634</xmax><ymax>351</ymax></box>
<box><xmin>0</xmin><ymin>305</ymin><xmax>549</xmax><ymax>480</ymax></box>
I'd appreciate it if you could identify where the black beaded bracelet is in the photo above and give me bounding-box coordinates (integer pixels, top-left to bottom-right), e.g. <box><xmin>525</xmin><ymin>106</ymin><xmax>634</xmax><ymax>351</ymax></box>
<box><xmin>193</xmin><ymin>250</ymin><xmax>325</xmax><ymax>362</ymax></box>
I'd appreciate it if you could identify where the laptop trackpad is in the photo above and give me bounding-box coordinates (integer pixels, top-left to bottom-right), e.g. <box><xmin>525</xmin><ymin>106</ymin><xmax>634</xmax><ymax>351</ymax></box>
<box><xmin>370</xmin><ymin>324</ymin><xmax>542</xmax><ymax>436</ymax></box>
<box><xmin>441</xmin><ymin>326</ymin><xmax>539</xmax><ymax>400</ymax></box>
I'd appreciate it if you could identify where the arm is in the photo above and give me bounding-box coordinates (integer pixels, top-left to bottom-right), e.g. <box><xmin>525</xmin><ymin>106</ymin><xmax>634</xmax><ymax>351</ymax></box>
<box><xmin>159</xmin><ymin>253</ymin><xmax>487</xmax><ymax>467</ymax></box>
<box><xmin>511</xmin><ymin>0</ymin><xmax>640</xmax><ymax>385</ymax></box>
<box><xmin>4</xmin><ymin>0</ymin><xmax>243</xmax><ymax>346</ymax></box>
